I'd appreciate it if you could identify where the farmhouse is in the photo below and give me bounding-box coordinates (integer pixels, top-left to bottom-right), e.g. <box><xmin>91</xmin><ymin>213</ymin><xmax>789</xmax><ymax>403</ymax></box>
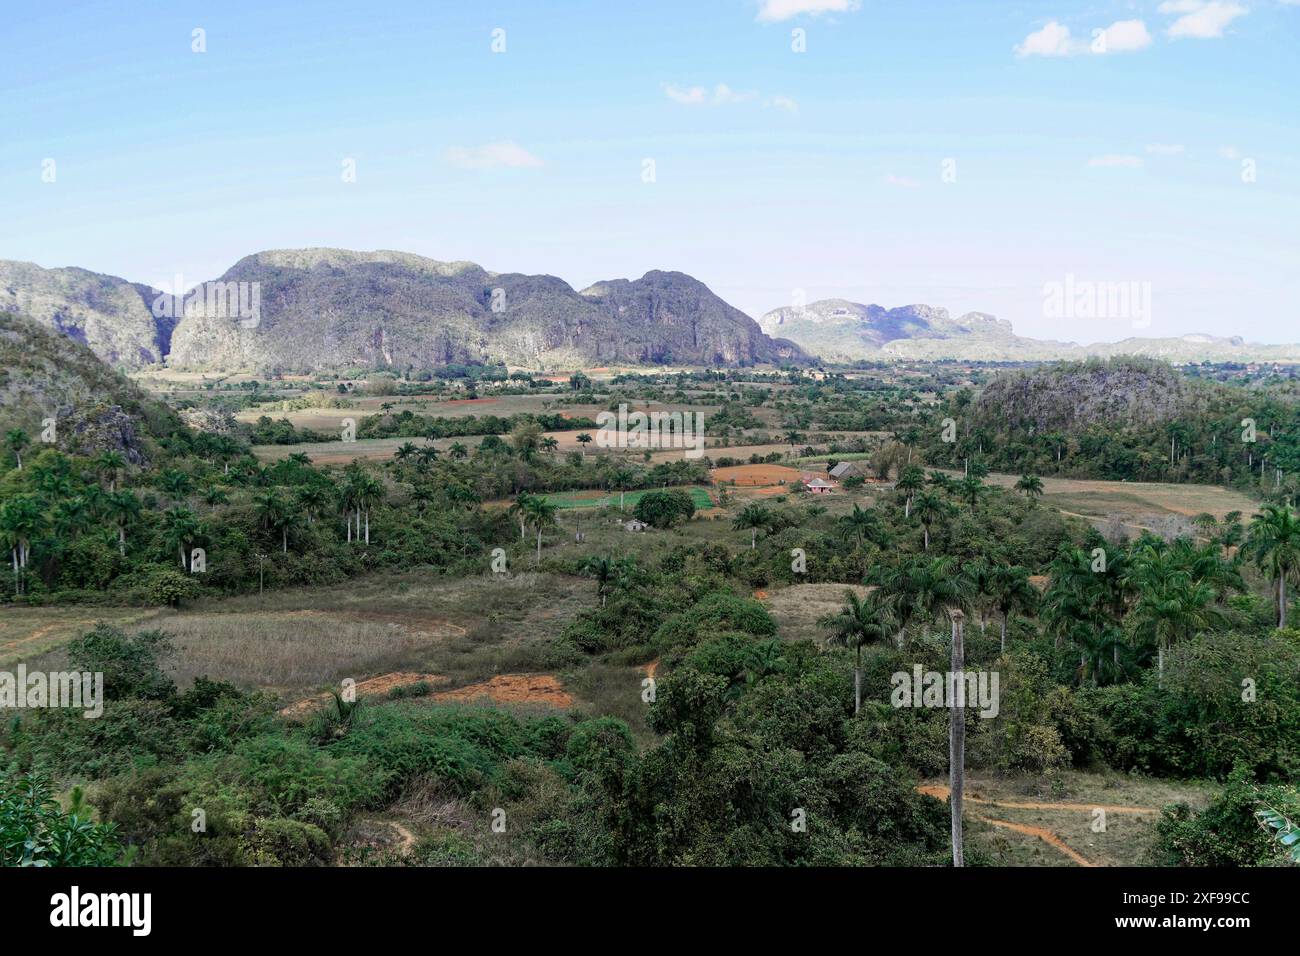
<box><xmin>804</xmin><ymin>478</ymin><xmax>833</xmax><ymax>495</ymax></box>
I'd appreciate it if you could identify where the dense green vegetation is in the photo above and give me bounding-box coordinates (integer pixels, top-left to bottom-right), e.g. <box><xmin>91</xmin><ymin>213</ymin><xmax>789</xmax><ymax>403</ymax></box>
<box><xmin>4</xmin><ymin>351</ymin><xmax>1300</xmax><ymax>868</ymax></box>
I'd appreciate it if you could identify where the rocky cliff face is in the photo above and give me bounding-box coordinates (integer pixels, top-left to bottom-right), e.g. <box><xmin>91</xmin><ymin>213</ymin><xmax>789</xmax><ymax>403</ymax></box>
<box><xmin>162</xmin><ymin>249</ymin><xmax>807</xmax><ymax>371</ymax></box>
<box><xmin>0</xmin><ymin>260</ymin><xmax>164</xmax><ymax>367</ymax></box>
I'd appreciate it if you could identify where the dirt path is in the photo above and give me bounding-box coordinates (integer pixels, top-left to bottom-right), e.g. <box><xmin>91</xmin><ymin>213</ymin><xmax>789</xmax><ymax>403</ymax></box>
<box><xmin>917</xmin><ymin>784</ymin><xmax>1159</xmax><ymax>867</ymax></box>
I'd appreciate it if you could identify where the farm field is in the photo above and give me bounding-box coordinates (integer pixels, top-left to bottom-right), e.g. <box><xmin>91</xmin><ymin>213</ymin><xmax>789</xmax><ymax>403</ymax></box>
<box><xmin>537</xmin><ymin>486</ymin><xmax>714</xmax><ymax>511</ymax></box>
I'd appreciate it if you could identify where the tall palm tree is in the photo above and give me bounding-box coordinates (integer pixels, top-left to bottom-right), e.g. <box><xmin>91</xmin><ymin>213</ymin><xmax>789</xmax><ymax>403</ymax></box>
<box><xmin>0</xmin><ymin>494</ymin><xmax>44</xmax><ymax>592</ymax></box>
<box><xmin>583</xmin><ymin>555</ymin><xmax>622</xmax><ymax>607</ymax></box>
<box><xmin>394</xmin><ymin>442</ymin><xmax>419</xmax><ymax>464</ymax></box>
<box><xmin>1126</xmin><ymin>544</ymin><xmax>1223</xmax><ymax>680</ymax></box>
<box><xmin>5</xmin><ymin>429</ymin><xmax>30</xmax><ymax>471</ymax></box>
<box><xmin>733</xmin><ymin>503</ymin><xmax>771</xmax><ymax>550</ymax></box>
<box><xmin>987</xmin><ymin>564</ymin><xmax>1038</xmax><ymax>653</ymax></box>
<box><xmin>822</xmin><ymin>590</ymin><xmax>897</xmax><ymax>714</ymax></box>
<box><xmin>509</xmin><ymin>492</ymin><xmax>537</xmax><ymax>542</ymax></box>
<box><xmin>295</xmin><ymin>485</ymin><xmax>330</xmax><ymax>525</ymax></box>
<box><xmin>1245</xmin><ymin>504</ymin><xmax>1300</xmax><ymax>629</ymax></box>
<box><xmin>523</xmin><ymin>496</ymin><xmax>558</xmax><ymax>564</ymax></box>
<box><xmin>105</xmin><ymin>490</ymin><xmax>141</xmax><ymax>557</ymax></box>
<box><xmin>895</xmin><ymin>465</ymin><xmax>924</xmax><ymax>519</ymax></box>
<box><xmin>93</xmin><ymin>450</ymin><xmax>126</xmax><ymax>492</ymax></box>
<box><xmin>254</xmin><ymin>491</ymin><xmax>293</xmax><ymax>552</ymax></box>
<box><xmin>575</xmin><ymin>433</ymin><xmax>593</xmax><ymax>457</ymax></box>
<box><xmin>957</xmin><ymin>474</ymin><xmax>984</xmax><ymax>512</ymax></box>
<box><xmin>160</xmin><ymin>506</ymin><xmax>202</xmax><ymax>571</ymax></box>
<box><xmin>449</xmin><ymin>442</ymin><xmax>469</xmax><ymax>460</ymax></box>
<box><xmin>201</xmin><ymin>485</ymin><xmax>229</xmax><ymax>511</ymax></box>
<box><xmin>353</xmin><ymin>474</ymin><xmax>384</xmax><ymax>545</ymax></box>
<box><xmin>911</xmin><ymin>491</ymin><xmax>951</xmax><ymax>552</ymax></box>
<box><xmin>1015</xmin><ymin>473</ymin><xmax>1044</xmax><ymax>504</ymax></box>
<box><xmin>157</xmin><ymin>469</ymin><xmax>193</xmax><ymax>505</ymax></box>
<box><xmin>611</xmin><ymin>467</ymin><xmax>636</xmax><ymax>511</ymax></box>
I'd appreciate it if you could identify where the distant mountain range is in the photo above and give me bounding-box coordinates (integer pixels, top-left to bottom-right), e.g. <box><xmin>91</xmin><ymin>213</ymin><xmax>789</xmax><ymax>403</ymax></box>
<box><xmin>3</xmin><ymin>252</ymin><xmax>1298</xmax><ymax>371</ymax></box>
<box><xmin>0</xmin><ymin>251</ymin><xmax>806</xmax><ymax>372</ymax></box>
<box><xmin>759</xmin><ymin>298</ymin><xmax>1300</xmax><ymax>364</ymax></box>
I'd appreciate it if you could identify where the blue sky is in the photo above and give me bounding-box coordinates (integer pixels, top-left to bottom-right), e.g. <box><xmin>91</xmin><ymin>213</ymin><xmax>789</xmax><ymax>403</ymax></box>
<box><xmin>1</xmin><ymin>0</ymin><xmax>1297</xmax><ymax>343</ymax></box>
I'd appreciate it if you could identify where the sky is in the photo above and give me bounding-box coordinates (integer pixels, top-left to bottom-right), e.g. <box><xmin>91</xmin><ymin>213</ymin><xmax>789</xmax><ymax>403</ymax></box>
<box><xmin>1</xmin><ymin>0</ymin><xmax>1297</xmax><ymax>344</ymax></box>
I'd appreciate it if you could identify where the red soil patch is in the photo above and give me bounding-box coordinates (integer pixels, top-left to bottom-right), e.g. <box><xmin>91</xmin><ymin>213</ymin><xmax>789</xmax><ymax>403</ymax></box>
<box><xmin>642</xmin><ymin>659</ymin><xmax>659</xmax><ymax>679</ymax></box>
<box><xmin>711</xmin><ymin>463</ymin><xmax>803</xmax><ymax>487</ymax></box>
<box><xmin>753</xmin><ymin>590</ymin><xmax>770</xmax><ymax>601</ymax></box>
<box><xmin>434</xmin><ymin>673</ymin><xmax>573</xmax><ymax>708</ymax></box>
<box><xmin>1028</xmin><ymin>575</ymin><xmax>1050</xmax><ymax>591</ymax></box>
<box><xmin>279</xmin><ymin>672</ymin><xmax>449</xmax><ymax>718</ymax></box>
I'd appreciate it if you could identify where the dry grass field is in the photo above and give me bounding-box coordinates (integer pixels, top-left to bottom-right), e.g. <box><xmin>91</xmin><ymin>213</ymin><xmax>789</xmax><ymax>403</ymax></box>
<box><xmin>923</xmin><ymin>772</ymin><xmax>1217</xmax><ymax>867</ymax></box>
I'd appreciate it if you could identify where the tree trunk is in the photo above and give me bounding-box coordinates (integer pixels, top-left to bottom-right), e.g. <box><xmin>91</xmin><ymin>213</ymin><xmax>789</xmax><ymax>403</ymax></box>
<box><xmin>1280</xmin><ymin>575</ymin><xmax>1288</xmax><ymax>630</ymax></box>
<box><xmin>179</xmin><ymin>545</ymin><xmax>187</xmax><ymax>571</ymax></box>
<box><xmin>118</xmin><ymin>526</ymin><xmax>126</xmax><ymax>556</ymax></box>
<box><xmin>282</xmin><ymin>528</ymin><xmax>288</xmax><ymax>553</ymax></box>
<box><xmin>536</xmin><ymin>527</ymin><xmax>542</xmax><ymax>564</ymax></box>
<box><xmin>751</xmin><ymin>529</ymin><xmax>757</xmax><ymax>550</ymax></box>
<box><xmin>923</xmin><ymin>527</ymin><xmax>930</xmax><ymax>551</ymax></box>
<box><xmin>854</xmin><ymin>645</ymin><xmax>862</xmax><ymax>715</ymax></box>
<box><xmin>1000</xmin><ymin>613</ymin><xmax>1007</xmax><ymax>653</ymax></box>
<box><xmin>949</xmin><ymin>611</ymin><xmax>965</xmax><ymax>867</ymax></box>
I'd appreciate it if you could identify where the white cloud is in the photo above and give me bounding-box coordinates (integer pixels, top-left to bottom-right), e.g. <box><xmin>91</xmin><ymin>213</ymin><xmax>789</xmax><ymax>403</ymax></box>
<box><xmin>1159</xmin><ymin>1</ymin><xmax>1248</xmax><ymax>38</ymax></box>
<box><xmin>1088</xmin><ymin>154</ymin><xmax>1145</xmax><ymax>167</ymax></box>
<box><xmin>1093</xmin><ymin>19</ymin><xmax>1153</xmax><ymax>52</ymax></box>
<box><xmin>1219</xmin><ymin>145</ymin><xmax>1241</xmax><ymax>159</ymax></box>
<box><xmin>766</xmin><ymin>95</ymin><xmax>799</xmax><ymax>113</ymax></box>
<box><xmin>1016</xmin><ymin>19</ymin><xmax>1151</xmax><ymax>56</ymax></box>
<box><xmin>884</xmin><ymin>174</ymin><xmax>921</xmax><ymax>188</ymax></box>
<box><xmin>1146</xmin><ymin>143</ymin><xmax>1186</xmax><ymax>154</ymax></box>
<box><xmin>1015</xmin><ymin>20</ymin><xmax>1077</xmax><ymax>56</ymax></box>
<box><xmin>756</xmin><ymin>0</ymin><xmax>861</xmax><ymax>23</ymax></box>
<box><xmin>663</xmin><ymin>83</ymin><xmax>756</xmax><ymax>107</ymax></box>
<box><xmin>444</xmin><ymin>141</ymin><xmax>543</xmax><ymax>170</ymax></box>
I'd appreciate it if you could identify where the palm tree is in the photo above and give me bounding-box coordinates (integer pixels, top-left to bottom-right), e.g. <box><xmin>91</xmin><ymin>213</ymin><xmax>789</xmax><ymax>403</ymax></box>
<box><xmin>449</xmin><ymin>442</ymin><xmax>469</xmax><ymax>460</ymax></box>
<box><xmin>160</xmin><ymin>506</ymin><xmax>202</xmax><ymax>571</ymax></box>
<box><xmin>353</xmin><ymin>474</ymin><xmax>384</xmax><ymax>545</ymax></box>
<box><xmin>5</xmin><ymin>429</ymin><xmax>30</xmax><ymax>471</ymax></box>
<box><xmin>93</xmin><ymin>450</ymin><xmax>126</xmax><ymax>492</ymax></box>
<box><xmin>895</xmin><ymin>465</ymin><xmax>924</xmax><ymax>519</ymax></box>
<box><xmin>987</xmin><ymin>564</ymin><xmax>1038</xmax><ymax>652</ymax></box>
<box><xmin>822</xmin><ymin>590</ymin><xmax>897</xmax><ymax>714</ymax></box>
<box><xmin>201</xmin><ymin>485</ymin><xmax>229</xmax><ymax>511</ymax></box>
<box><xmin>611</xmin><ymin>467</ymin><xmax>636</xmax><ymax>511</ymax></box>
<box><xmin>948</xmin><ymin>608</ymin><xmax>966</xmax><ymax>868</ymax></box>
<box><xmin>957</xmin><ymin>474</ymin><xmax>984</xmax><ymax>512</ymax></box>
<box><xmin>157</xmin><ymin>469</ymin><xmax>193</xmax><ymax>504</ymax></box>
<box><xmin>911</xmin><ymin>491</ymin><xmax>951</xmax><ymax>552</ymax></box>
<box><xmin>52</xmin><ymin>496</ymin><xmax>91</xmax><ymax>541</ymax></box>
<box><xmin>0</xmin><ymin>494</ymin><xmax>44</xmax><ymax>592</ymax></box>
<box><xmin>1245</xmin><ymin>503</ymin><xmax>1300</xmax><ymax>629</ymax></box>
<box><xmin>733</xmin><ymin>503</ymin><xmax>771</xmax><ymax>550</ymax></box>
<box><xmin>582</xmin><ymin>555</ymin><xmax>623</xmax><ymax>607</ymax></box>
<box><xmin>1015</xmin><ymin>473</ymin><xmax>1044</xmax><ymax>504</ymax></box>
<box><xmin>575</xmin><ymin>433</ymin><xmax>593</xmax><ymax>457</ymax></box>
<box><xmin>523</xmin><ymin>496</ymin><xmax>558</xmax><ymax>564</ymax></box>
<box><xmin>254</xmin><ymin>491</ymin><xmax>296</xmax><ymax>553</ymax></box>
<box><xmin>509</xmin><ymin>492</ymin><xmax>537</xmax><ymax>542</ymax></box>
<box><xmin>541</xmin><ymin>436</ymin><xmax>559</xmax><ymax>455</ymax></box>
<box><xmin>295</xmin><ymin>485</ymin><xmax>330</xmax><ymax>525</ymax></box>
<box><xmin>394</xmin><ymin>442</ymin><xmax>419</xmax><ymax>464</ymax></box>
<box><xmin>784</xmin><ymin>430</ymin><xmax>804</xmax><ymax>456</ymax></box>
<box><xmin>1126</xmin><ymin>543</ymin><xmax>1223</xmax><ymax>680</ymax></box>
<box><xmin>105</xmin><ymin>490</ymin><xmax>141</xmax><ymax>557</ymax></box>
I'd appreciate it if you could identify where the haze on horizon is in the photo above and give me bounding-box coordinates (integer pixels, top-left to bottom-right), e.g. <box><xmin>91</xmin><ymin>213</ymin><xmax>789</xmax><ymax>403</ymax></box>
<box><xmin>1</xmin><ymin>0</ymin><xmax>1296</xmax><ymax>345</ymax></box>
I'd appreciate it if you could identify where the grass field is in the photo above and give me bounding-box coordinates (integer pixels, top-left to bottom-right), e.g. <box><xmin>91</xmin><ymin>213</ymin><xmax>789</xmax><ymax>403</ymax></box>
<box><xmin>0</xmin><ymin>607</ymin><xmax>159</xmax><ymax>668</ymax></box>
<box><xmin>923</xmin><ymin>772</ymin><xmax>1218</xmax><ymax>867</ymax></box>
